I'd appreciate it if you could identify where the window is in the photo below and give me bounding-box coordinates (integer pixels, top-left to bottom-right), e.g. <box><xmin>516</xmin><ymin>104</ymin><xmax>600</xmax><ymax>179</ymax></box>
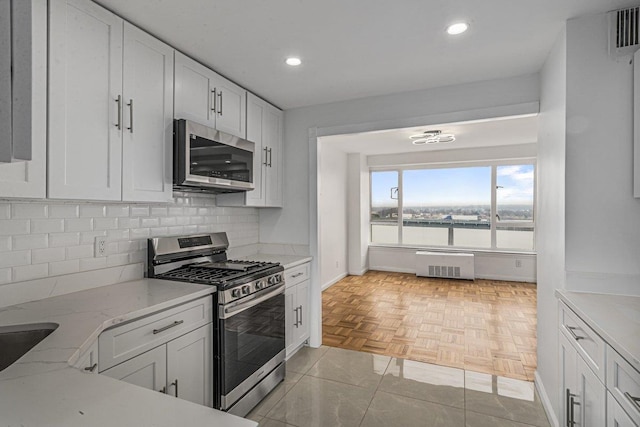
<box><xmin>370</xmin><ymin>163</ymin><xmax>535</xmax><ymax>251</ymax></box>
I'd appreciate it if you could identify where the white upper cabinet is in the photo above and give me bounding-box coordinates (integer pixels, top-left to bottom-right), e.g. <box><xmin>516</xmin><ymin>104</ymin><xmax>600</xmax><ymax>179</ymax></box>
<box><xmin>0</xmin><ymin>0</ymin><xmax>47</xmax><ymax>198</ymax></box>
<box><xmin>217</xmin><ymin>93</ymin><xmax>283</xmax><ymax>208</ymax></box>
<box><xmin>48</xmin><ymin>0</ymin><xmax>123</xmax><ymax>200</ymax></box>
<box><xmin>174</xmin><ymin>51</ymin><xmax>246</xmax><ymax>138</ymax></box>
<box><xmin>121</xmin><ymin>23</ymin><xmax>173</xmax><ymax>202</ymax></box>
<box><xmin>48</xmin><ymin>0</ymin><xmax>173</xmax><ymax>202</ymax></box>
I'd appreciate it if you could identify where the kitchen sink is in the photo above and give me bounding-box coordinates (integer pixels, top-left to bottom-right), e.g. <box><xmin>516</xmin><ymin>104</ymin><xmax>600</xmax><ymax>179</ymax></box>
<box><xmin>0</xmin><ymin>323</ymin><xmax>58</xmax><ymax>372</ymax></box>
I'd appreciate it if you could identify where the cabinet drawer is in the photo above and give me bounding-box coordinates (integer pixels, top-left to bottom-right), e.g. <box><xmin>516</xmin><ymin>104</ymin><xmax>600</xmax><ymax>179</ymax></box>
<box><xmin>607</xmin><ymin>346</ymin><xmax>640</xmax><ymax>425</ymax></box>
<box><xmin>560</xmin><ymin>302</ymin><xmax>606</xmax><ymax>382</ymax></box>
<box><xmin>285</xmin><ymin>263</ymin><xmax>310</xmax><ymax>288</ymax></box>
<box><xmin>99</xmin><ymin>296</ymin><xmax>212</xmax><ymax>371</ymax></box>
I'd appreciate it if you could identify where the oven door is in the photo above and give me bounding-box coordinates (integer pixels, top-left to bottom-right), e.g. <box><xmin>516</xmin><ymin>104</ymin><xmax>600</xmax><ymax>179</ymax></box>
<box><xmin>218</xmin><ymin>283</ymin><xmax>285</xmax><ymax>410</ymax></box>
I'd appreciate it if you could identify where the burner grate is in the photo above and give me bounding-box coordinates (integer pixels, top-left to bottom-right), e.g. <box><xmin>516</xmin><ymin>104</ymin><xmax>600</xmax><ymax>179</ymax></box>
<box><xmin>156</xmin><ymin>260</ymin><xmax>278</xmax><ymax>284</ymax></box>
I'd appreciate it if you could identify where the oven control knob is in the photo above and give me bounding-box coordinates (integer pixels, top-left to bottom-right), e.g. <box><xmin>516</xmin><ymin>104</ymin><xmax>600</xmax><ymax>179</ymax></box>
<box><xmin>257</xmin><ymin>280</ymin><xmax>266</xmax><ymax>289</ymax></box>
<box><xmin>242</xmin><ymin>285</ymin><xmax>251</xmax><ymax>295</ymax></box>
<box><xmin>268</xmin><ymin>276</ymin><xmax>276</xmax><ymax>285</ymax></box>
<box><xmin>231</xmin><ymin>289</ymin><xmax>241</xmax><ymax>298</ymax></box>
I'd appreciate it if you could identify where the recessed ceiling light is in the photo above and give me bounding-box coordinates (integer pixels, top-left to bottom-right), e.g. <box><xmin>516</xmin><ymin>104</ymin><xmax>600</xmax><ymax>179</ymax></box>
<box><xmin>285</xmin><ymin>57</ymin><xmax>302</xmax><ymax>66</ymax></box>
<box><xmin>446</xmin><ymin>22</ymin><xmax>469</xmax><ymax>35</ymax></box>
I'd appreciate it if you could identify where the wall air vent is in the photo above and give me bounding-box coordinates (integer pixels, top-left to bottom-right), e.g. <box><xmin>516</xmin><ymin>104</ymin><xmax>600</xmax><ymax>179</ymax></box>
<box><xmin>610</xmin><ymin>6</ymin><xmax>640</xmax><ymax>57</ymax></box>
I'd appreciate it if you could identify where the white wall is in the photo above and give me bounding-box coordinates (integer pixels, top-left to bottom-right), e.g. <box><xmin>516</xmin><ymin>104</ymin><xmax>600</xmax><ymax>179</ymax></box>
<box><xmin>564</xmin><ymin>12</ymin><xmax>640</xmax><ymax>294</ymax></box>
<box><xmin>347</xmin><ymin>153</ymin><xmax>370</xmax><ymax>276</ymax></box>
<box><xmin>0</xmin><ymin>195</ymin><xmax>259</xmax><ymax>307</ymax></box>
<box><xmin>536</xmin><ymin>26</ymin><xmax>567</xmax><ymax>427</ymax></box>
<box><xmin>318</xmin><ymin>143</ymin><xmax>348</xmax><ymax>289</ymax></box>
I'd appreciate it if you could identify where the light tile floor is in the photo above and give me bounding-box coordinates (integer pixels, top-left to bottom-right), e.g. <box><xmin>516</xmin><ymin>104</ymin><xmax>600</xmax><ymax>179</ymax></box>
<box><xmin>246</xmin><ymin>346</ymin><xmax>551</xmax><ymax>427</ymax></box>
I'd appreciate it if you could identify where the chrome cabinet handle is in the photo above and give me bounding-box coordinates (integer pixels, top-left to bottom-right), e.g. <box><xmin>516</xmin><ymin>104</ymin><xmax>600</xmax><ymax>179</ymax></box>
<box><xmin>84</xmin><ymin>363</ymin><xmax>98</xmax><ymax>373</ymax></box>
<box><xmin>567</xmin><ymin>326</ymin><xmax>585</xmax><ymax>341</ymax></box>
<box><xmin>569</xmin><ymin>391</ymin><xmax>579</xmax><ymax>426</ymax></box>
<box><xmin>263</xmin><ymin>147</ymin><xmax>268</xmax><ymax>166</ymax></box>
<box><xmin>127</xmin><ymin>99</ymin><xmax>133</xmax><ymax>133</ymax></box>
<box><xmin>268</xmin><ymin>148</ymin><xmax>272</xmax><ymax>167</ymax></box>
<box><xmin>291</xmin><ymin>272</ymin><xmax>304</xmax><ymax>278</ymax></box>
<box><xmin>294</xmin><ymin>306</ymin><xmax>300</xmax><ymax>327</ymax></box>
<box><xmin>152</xmin><ymin>320</ymin><xmax>184</xmax><ymax>334</ymax></box>
<box><xmin>218</xmin><ymin>91</ymin><xmax>223</xmax><ymax>116</ymax></box>
<box><xmin>159</xmin><ymin>386</ymin><xmax>166</xmax><ymax>394</ymax></box>
<box><xmin>115</xmin><ymin>95</ymin><xmax>122</xmax><ymax>130</ymax></box>
<box><xmin>299</xmin><ymin>305</ymin><xmax>303</xmax><ymax>326</ymax></box>
<box><xmin>211</xmin><ymin>89</ymin><xmax>216</xmax><ymax>113</ymax></box>
<box><xmin>625</xmin><ymin>391</ymin><xmax>640</xmax><ymax>410</ymax></box>
<box><xmin>565</xmin><ymin>389</ymin><xmax>571</xmax><ymax>427</ymax></box>
<box><xmin>171</xmin><ymin>379</ymin><xmax>178</xmax><ymax>397</ymax></box>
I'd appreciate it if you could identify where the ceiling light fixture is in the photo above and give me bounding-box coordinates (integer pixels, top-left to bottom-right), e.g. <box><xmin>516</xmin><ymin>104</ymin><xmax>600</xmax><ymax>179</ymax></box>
<box><xmin>446</xmin><ymin>22</ymin><xmax>469</xmax><ymax>35</ymax></box>
<box><xmin>285</xmin><ymin>57</ymin><xmax>302</xmax><ymax>66</ymax></box>
<box><xmin>410</xmin><ymin>130</ymin><xmax>456</xmax><ymax>145</ymax></box>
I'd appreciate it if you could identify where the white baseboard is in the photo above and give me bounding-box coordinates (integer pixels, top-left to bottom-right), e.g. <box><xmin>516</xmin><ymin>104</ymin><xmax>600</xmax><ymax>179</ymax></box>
<box><xmin>535</xmin><ymin>371</ymin><xmax>559</xmax><ymax>427</ymax></box>
<box><xmin>322</xmin><ymin>272</ymin><xmax>348</xmax><ymax>291</ymax></box>
<box><xmin>475</xmin><ymin>274</ymin><xmax>536</xmax><ymax>283</ymax></box>
<box><xmin>370</xmin><ymin>266</ymin><xmax>417</xmax><ymax>274</ymax></box>
<box><xmin>347</xmin><ymin>267</ymin><xmax>368</xmax><ymax>276</ymax></box>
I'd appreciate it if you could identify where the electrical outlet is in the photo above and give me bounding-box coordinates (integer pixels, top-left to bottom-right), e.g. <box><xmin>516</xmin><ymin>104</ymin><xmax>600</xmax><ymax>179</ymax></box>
<box><xmin>515</xmin><ymin>259</ymin><xmax>522</xmax><ymax>268</ymax></box>
<box><xmin>95</xmin><ymin>236</ymin><xmax>107</xmax><ymax>257</ymax></box>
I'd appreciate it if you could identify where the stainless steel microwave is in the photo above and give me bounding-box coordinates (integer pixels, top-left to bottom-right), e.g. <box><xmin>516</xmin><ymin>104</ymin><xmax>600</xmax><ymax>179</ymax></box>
<box><xmin>174</xmin><ymin>119</ymin><xmax>255</xmax><ymax>193</ymax></box>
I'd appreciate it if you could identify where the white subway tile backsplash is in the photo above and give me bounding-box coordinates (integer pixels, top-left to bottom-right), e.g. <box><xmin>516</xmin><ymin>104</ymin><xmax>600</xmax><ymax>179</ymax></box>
<box><xmin>49</xmin><ymin>259</ymin><xmax>80</xmax><ymax>276</ymax></box>
<box><xmin>80</xmin><ymin>231</ymin><xmax>107</xmax><ymax>245</ymax></box>
<box><xmin>49</xmin><ymin>232</ymin><xmax>81</xmax><ymax>247</ymax></box>
<box><xmin>94</xmin><ymin>218</ymin><xmax>118</xmax><ymax>230</ymax></box>
<box><xmin>12</xmin><ymin>263</ymin><xmax>48</xmax><ymax>281</ymax></box>
<box><xmin>32</xmin><ymin>247</ymin><xmax>66</xmax><ymax>263</ymax></box>
<box><xmin>65</xmin><ymin>218</ymin><xmax>93</xmax><ymax>232</ymax></box>
<box><xmin>80</xmin><ymin>205</ymin><xmax>106</xmax><ymax>217</ymax></box>
<box><xmin>0</xmin><ymin>220</ymin><xmax>30</xmax><ymax>235</ymax></box>
<box><xmin>130</xmin><ymin>206</ymin><xmax>150</xmax><ymax>217</ymax></box>
<box><xmin>31</xmin><ymin>219</ymin><xmax>65</xmax><ymax>234</ymax></box>
<box><xmin>106</xmin><ymin>205</ymin><xmax>129</xmax><ymax>217</ymax></box>
<box><xmin>0</xmin><ymin>204</ymin><xmax>10</xmax><ymax>220</ymax></box>
<box><xmin>49</xmin><ymin>204</ymin><xmax>79</xmax><ymax>218</ymax></box>
<box><xmin>13</xmin><ymin>234</ymin><xmax>48</xmax><ymax>250</ymax></box>
<box><xmin>0</xmin><ymin>236</ymin><xmax>11</xmax><ymax>252</ymax></box>
<box><xmin>0</xmin><ymin>196</ymin><xmax>259</xmax><ymax>303</ymax></box>
<box><xmin>12</xmin><ymin>203</ymin><xmax>47</xmax><ymax>218</ymax></box>
<box><xmin>0</xmin><ymin>268</ymin><xmax>11</xmax><ymax>285</ymax></box>
<box><xmin>0</xmin><ymin>250</ymin><xmax>30</xmax><ymax>268</ymax></box>
<box><xmin>66</xmin><ymin>245</ymin><xmax>94</xmax><ymax>260</ymax></box>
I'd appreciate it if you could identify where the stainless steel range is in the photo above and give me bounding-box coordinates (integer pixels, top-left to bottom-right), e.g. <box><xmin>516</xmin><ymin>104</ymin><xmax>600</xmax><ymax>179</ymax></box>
<box><xmin>147</xmin><ymin>233</ymin><xmax>286</xmax><ymax>417</ymax></box>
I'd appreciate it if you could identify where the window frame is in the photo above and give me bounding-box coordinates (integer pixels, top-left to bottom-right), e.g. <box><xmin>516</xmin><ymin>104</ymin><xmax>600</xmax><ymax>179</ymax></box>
<box><xmin>369</xmin><ymin>159</ymin><xmax>536</xmax><ymax>252</ymax></box>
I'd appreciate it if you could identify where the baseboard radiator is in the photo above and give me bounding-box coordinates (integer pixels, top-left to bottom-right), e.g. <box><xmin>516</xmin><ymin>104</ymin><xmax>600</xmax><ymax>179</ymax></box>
<box><xmin>415</xmin><ymin>251</ymin><xmax>475</xmax><ymax>280</ymax></box>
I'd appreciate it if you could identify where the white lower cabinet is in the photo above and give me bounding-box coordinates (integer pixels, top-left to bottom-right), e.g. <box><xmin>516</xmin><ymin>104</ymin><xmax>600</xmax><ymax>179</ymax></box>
<box><xmin>608</xmin><ymin>392</ymin><xmax>637</xmax><ymax>427</ymax></box>
<box><xmin>101</xmin><ymin>323</ymin><xmax>213</xmax><ymax>407</ymax></box>
<box><xmin>559</xmin><ymin>311</ymin><xmax>606</xmax><ymax>427</ymax></box>
<box><xmin>284</xmin><ymin>263</ymin><xmax>310</xmax><ymax>357</ymax></box>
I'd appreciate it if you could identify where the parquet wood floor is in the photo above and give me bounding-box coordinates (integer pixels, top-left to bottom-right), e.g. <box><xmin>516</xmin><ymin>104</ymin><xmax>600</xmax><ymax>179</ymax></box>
<box><xmin>322</xmin><ymin>271</ymin><xmax>537</xmax><ymax>381</ymax></box>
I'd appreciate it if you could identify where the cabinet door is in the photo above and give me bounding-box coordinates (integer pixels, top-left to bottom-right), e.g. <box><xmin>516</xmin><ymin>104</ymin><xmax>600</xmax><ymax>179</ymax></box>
<box><xmin>101</xmin><ymin>345</ymin><xmax>167</xmax><ymax>393</ymax></box>
<box><xmin>575</xmin><ymin>354</ymin><xmax>607</xmax><ymax>427</ymax></box>
<box><xmin>284</xmin><ymin>286</ymin><xmax>297</xmax><ymax>356</ymax></box>
<box><xmin>211</xmin><ymin>74</ymin><xmax>246</xmax><ymax>138</ymax></box>
<box><xmin>560</xmin><ymin>332</ymin><xmax>578</xmax><ymax>426</ymax></box>
<box><xmin>48</xmin><ymin>0</ymin><xmax>123</xmax><ymax>200</ymax></box>
<box><xmin>166</xmin><ymin>324</ymin><xmax>213</xmax><ymax>407</ymax></box>
<box><xmin>121</xmin><ymin>23</ymin><xmax>173</xmax><ymax>202</ymax></box>
<box><xmin>608</xmin><ymin>392</ymin><xmax>637</xmax><ymax>427</ymax></box>
<box><xmin>0</xmin><ymin>0</ymin><xmax>46</xmax><ymax>197</ymax></box>
<box><xmin>245</xmin><ymin>93</ymin><xmax>265</xmax><ymax>205</ymax></box>
<box><xmin>264</xmin><ymin>104</ymin><xmax>283</xmax><ymax>207</ymax></box>
<box><xmin>293</xmin><ymin>280</ymin><xmax>310</xmax><ymax>346</ymax></box>
<box><xmin>174</xmin><ymin>52</ymin><xmax>214</xmax><ymax>128</ymax></box>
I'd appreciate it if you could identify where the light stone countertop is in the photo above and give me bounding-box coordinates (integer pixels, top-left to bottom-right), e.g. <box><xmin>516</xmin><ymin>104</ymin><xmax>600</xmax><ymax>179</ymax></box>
<box><xmin>0</xmin><ymin>279</ymin><xmax>256</xmax><ymax>427</ymax></box>
<box><xmin>238</xmin><ymin>253</ymin><xmax>312</xmax><ymax>270</ymax></box>
<box><xmin>556</xmin><ymin>290</ymin><xmax>640</xmax><ymax>372</ymax></box>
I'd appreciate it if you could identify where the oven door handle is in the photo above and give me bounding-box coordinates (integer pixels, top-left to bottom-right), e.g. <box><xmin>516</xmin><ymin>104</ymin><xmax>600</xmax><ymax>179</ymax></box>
<box><xmin>220</xmin><ymin>283</ymin><xmax>285</xmax><ymax>319</ymax></box>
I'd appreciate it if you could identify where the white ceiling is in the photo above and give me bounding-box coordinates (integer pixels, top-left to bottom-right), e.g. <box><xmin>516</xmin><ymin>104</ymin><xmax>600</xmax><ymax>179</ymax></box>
<box><xmin>320</xmin><ymin>115</ymin><xmax>538</xmax><ymax>155</ymax></box>
<box><xmin>96</xmin><ymin>0</ymin><xmax>635</xmax><ymax>109</ymax></box>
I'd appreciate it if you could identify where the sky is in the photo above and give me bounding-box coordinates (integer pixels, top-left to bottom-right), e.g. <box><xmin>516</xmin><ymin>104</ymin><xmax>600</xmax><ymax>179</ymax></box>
<box><xmin>371</xmin><ymin>165</ymin><xmax>534</xmax><ymax>207</ymax></box>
